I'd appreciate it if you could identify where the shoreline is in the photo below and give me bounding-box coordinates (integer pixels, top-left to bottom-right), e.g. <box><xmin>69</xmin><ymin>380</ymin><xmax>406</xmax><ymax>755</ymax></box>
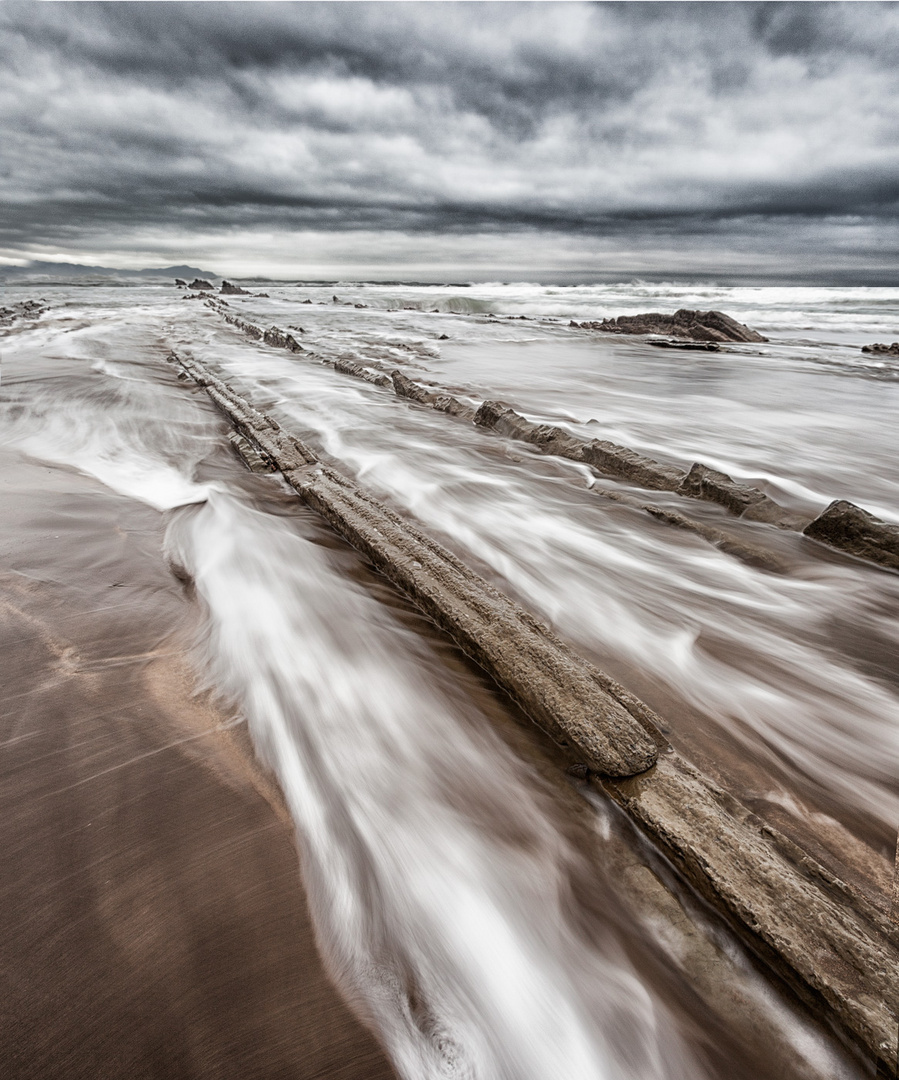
<box><xmin>0</xmin><ymin>450</ymin><xmax>396</xmax><ymax>1080</ymax></box>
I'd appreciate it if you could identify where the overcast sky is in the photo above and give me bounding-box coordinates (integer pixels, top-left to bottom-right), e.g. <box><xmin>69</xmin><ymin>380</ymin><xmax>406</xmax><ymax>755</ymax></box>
<box><xmin>2</xmin><ymin>1</ymin><xmax>898</xmax><ymax>282</ymax></box>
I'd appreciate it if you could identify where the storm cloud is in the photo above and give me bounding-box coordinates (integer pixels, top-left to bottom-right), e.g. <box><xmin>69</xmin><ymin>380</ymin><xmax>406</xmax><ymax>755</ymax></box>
<box><xmin>2</xmin><ymin>2</ymin><xmax>898</xmax><ymax>281</ymax></box>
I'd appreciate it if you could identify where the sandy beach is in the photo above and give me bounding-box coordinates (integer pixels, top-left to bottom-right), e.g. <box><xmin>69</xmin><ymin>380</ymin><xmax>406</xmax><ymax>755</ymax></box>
<box><xmin>0</xmin><ymin>448</ymin><xmax>396</xmax><ymax>1079</ymax></box>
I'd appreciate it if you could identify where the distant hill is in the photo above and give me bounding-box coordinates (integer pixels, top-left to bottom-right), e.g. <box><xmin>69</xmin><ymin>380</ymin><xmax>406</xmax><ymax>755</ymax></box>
<box><xmin>1</xmin><ymin>262</ymin><xmax>221</xmax><ymax>283</ymax></box>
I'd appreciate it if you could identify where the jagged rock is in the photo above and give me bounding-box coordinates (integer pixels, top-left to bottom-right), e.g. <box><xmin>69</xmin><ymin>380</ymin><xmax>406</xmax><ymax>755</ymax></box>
<box><xmin>302</xmin><ymin>298</ymin><xmax>313</xmax><ymax>304</ymax></box>
<box><xmin>262</xmin><ymin>326</ymin><xmax>303</xmax><ymax>352</ymax></box>
<box><xmin>432</xmin><ymin>394</ymin><xmax>475</xmax><ymax>419</ymax></box>
<box><xmin>861</xmin><ymin>342</ymin><xmax>899</xmax><ymax>355</ymax></box>
<box><xmin>220</xmin><ymin>280</ymin><xmax>250</xmax><ymax>295</ymax></box>
<box><xmin>678</xmin><ymin>463</ymin><xmax>769</xmax><ymax>516</ymax></box>
<box><xmin>391</xmin><ymin>370</ymin><xmax>437</xmax><ymax>405</ymax></box>
<box><xmin>334</xmin><ymin>358</ymin><xmax>391</xmax><ymax>387</ymax></box>
<box><xmin>804</xmin><ymin>500</ymin><xmax>899</xmax><ymax>571</ymax></box>
<box><xmin>474</xmin><ymin>402</ymin><xmax>686</xmax><ymax>491</ymax></box>
<box><xmin>0</xmin><ymin>299</ymin><xmax>48</xmax><ymax>326</ymax></box>
<box><xmin>438</xmin><ymin>334</ymin><xmax>449</xmax><ymax>340</ymax></box>
<box><xmin>188</xmin><ymin>278</ymin><xmax>215</xmax><ymax>290</ymax></box>
<box><xmin>174</xmin><ymin>278</ymin><xmax>187</xmax><ymax>287</ymax></box>
<box><xmin>678</xmin><ymin>463</ymin><xmax>808</xmax><ymax>528</ymax></box>
<box><xmin>255</xmin><ymin>292</ymin><xmax>270</xmax><ymax>298</ymax></box>
<box><xmin>575</xmin><ymin>309</ymin><xmax>767</xmax><ymax>343</ymax></box>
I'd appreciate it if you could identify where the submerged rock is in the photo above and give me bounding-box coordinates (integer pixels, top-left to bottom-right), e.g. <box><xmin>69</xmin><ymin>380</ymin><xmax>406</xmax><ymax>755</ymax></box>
<box><xmin>0</xmin><ymin>299</ymin><xmax>48</xmax><ymax>326</ymax></box>
<box><xmin>647</xmin><ymin>338</ymin><xmax>721</xmax><ymax>351</ymax></box>
<box><xmin>574</xmin><ymin>309</ymin><xmax>767</xmax><ymax>343</ymax></box>
<box><xmin>861</xmin><ymin>342</ymin><xmax>899</xmax><ymax>355</ymax></box>
<box><xmin>804</xmin><ymin>499</ymin><xmax>899</xmax><ymax>570</ymax></box>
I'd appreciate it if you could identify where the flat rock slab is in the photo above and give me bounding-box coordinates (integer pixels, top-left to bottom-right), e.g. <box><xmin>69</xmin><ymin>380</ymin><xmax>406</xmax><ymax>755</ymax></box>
<box><xmin>646</xmin><ymin>338</ymin><xmax>722</xmax><ymax>351</ymax></box>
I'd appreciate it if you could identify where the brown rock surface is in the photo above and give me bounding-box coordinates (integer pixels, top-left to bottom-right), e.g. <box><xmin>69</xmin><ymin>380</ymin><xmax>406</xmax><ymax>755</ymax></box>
<box><xmin>169</xmin><ymin>351</ymin><xmax>661</xmax><ymax>780</ymax></box>
<box><xmin>803</xmin><ymin>499</ymin><xmax>899</xmax><ymax>571</ymax></box>
<box><xmin>170</xmin><ymin>352</ymin><xmax>899</xmax><ymax>1072</ymax></box>
<box><xmin>575</xmin><ymin>309</ymin><xmax>767</xmax><ymax>343</ymax></box>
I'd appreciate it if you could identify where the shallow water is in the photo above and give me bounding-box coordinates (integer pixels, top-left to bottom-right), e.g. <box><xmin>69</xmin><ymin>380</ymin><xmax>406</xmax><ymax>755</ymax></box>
<box><xmin>3</xmin><ymin>280</ymin><xmax>896</xmax><ymax>1078</ymax></box>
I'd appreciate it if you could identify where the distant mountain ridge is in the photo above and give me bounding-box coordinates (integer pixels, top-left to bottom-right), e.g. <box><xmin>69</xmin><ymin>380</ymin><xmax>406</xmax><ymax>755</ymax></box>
<box><xmin>1</xmin><ymin>261</ymin><xmax>221</xmax><ymax>283</ymax></box>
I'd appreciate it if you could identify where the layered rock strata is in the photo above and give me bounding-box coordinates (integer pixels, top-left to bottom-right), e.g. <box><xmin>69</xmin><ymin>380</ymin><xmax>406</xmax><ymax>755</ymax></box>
<box><xmin>473</xmin><ymin>401</ymin><xmax>809</xmax><ymax>529</ymax></box>
<box><xmin>167</xmin><ymin>350</ymin><xmax>660</xmax><ymax>780</ymax></box>
<box><xmin>804</xmin><ymin>500</ymin><xmax>899</xmax><ymax>571</ymax></box>
<box><xmin>170</xmin><ymin>348</ymin><xmax>899</xmax><ymax>1072</ymax></box>
<box><xmin>207</xmin><ymin>303</ymin><xmax>898</xmax><ymax>573</ymax></box>
<box><xmin>572</xmin><ymin>308</ymin><xmax>767</xmax><ymax>343</ymax></box>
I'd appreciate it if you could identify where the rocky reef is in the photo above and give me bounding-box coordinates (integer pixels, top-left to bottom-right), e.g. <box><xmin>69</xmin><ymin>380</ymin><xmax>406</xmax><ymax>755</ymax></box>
<box><xmin>0</xmin><ymin>299</ymin><xmax>47</xmax><ymax>327</ymax></box>
<box><xmin>572</xmin><ymin>308</ymin><xmax>767</xmax><ymax>343</ymax></box>
<box><xmin>861</xmin><ymin>342</ymin><xmax>899</xmax><ymax>355</ymax></box>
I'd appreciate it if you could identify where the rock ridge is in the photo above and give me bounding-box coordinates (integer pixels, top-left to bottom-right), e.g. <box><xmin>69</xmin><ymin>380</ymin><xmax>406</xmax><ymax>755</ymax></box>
<box><xmin>169</xmin><ymin>347</ymin><xmax>899</xmax><ymax>1071</ymax></box>
<box><xmin>572</xmin><ymin>308</ymin><xmax>767</xmax><ymax>343</ymax></box>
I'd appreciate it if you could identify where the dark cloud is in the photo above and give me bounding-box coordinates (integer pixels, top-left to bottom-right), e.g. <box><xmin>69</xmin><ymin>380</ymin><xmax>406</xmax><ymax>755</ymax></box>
<box><xmin>1</xmin><ymin>1</ymin><xmax>898</xmax><ymax>280</ymax></box>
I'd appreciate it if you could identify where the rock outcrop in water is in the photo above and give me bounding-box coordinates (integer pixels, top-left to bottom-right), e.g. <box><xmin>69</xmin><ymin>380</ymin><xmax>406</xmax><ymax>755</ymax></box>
<box><xmin>221</xmin><ymin>280</ymin><xmax>250</xmax><ymax>295</ymax></box>
<box><xmin>174</xmin><ymin>278</ymin><xmax>187</xmax><ymax>287</ymax></box>
<box><xmin>203</xmin><ymin>299</ymin><xmax>899</xmax><ymax>575</ymax></box>
<box><xmin>646</xmin><ymin>338</ymin><xmax>721</xmax><ymax>352</ymax></box>
<box><xmin>188</xmin><ymin>278</ymin><xmax>215</xmax><ymax>291</ymax></box>
<box><xmin>0</xmin><ymin>299</ymin><xmax>47</xmax><ymax>326</ymax></box>
<box><xmin>861</xmin><ymin>342</ymin><xmax>899</xmax><ymax>355</ymax></box>
<box><xmin>804</xmin><ymin>499</ymin><xmax>899</xmax><ymax>570</ymax></box>
<box><xmin>472</xmin><ymin>401</ymin><xmax>809</xmax><ymax>527</ymax></box>
<box><xmin>169</xmin><ymin>349</ymin><xmax>899</xmax><ymax>1073</ymax></box>
<box><xmin>572</xmin><ymin>309</ymin><xmax>767</xmax><ymax>343</ymax></box>
<box><xmin>167</xmin><ymin>349</ymin><xmax>662</xmax><ymax>779</ymax></box>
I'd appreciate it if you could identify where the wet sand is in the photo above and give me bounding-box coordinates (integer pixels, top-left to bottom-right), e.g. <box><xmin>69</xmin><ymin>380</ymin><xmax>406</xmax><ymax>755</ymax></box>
<box><xmin>0</xmin><ymin>450</ymin><xmax>396</xmax><ymax>1079</ymax></box>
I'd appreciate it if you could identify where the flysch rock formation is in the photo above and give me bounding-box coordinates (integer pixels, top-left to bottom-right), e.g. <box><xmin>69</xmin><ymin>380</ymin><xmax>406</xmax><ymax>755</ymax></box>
<box><xmin>646</xmin><ymin>338</ymin><xmax>721</xmax><ymax>351</ymax></box>
<box><xmin>204</xmin><ymin>299</ymin><xmax>899</xmax><ymax>574</ymax></box>
<box><xmin>572</xmin><ymin>308</ymin><xmax>767</xmax><ymax>344</ymax></box>
<box><xmin>188</xmin><ymin>278</ymin><xmax>215</xmax><ymax>290</ymax></box>
<box><xmin>473</xmin><ymin>401</ymin><xmax>810</xmax><ymax>529</ymax></box>
<box><xmin>168</xmin><ymin>346</ymin><xmax>899</xmax><ymax>1073</ymax></box>
<box><xmin>220</xmin><ymin>280</ymin><xmax>250</xmax><ymax>295</ymax></box>
<box><xmin>169</xmin><ymin>349</ymin><xmax>660</xmax><ymax>780</ymax></box>
<box><xmin>804</xmin><ymin>499</ymin><xmax>899</xmax><ymax>571</ymax></box>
